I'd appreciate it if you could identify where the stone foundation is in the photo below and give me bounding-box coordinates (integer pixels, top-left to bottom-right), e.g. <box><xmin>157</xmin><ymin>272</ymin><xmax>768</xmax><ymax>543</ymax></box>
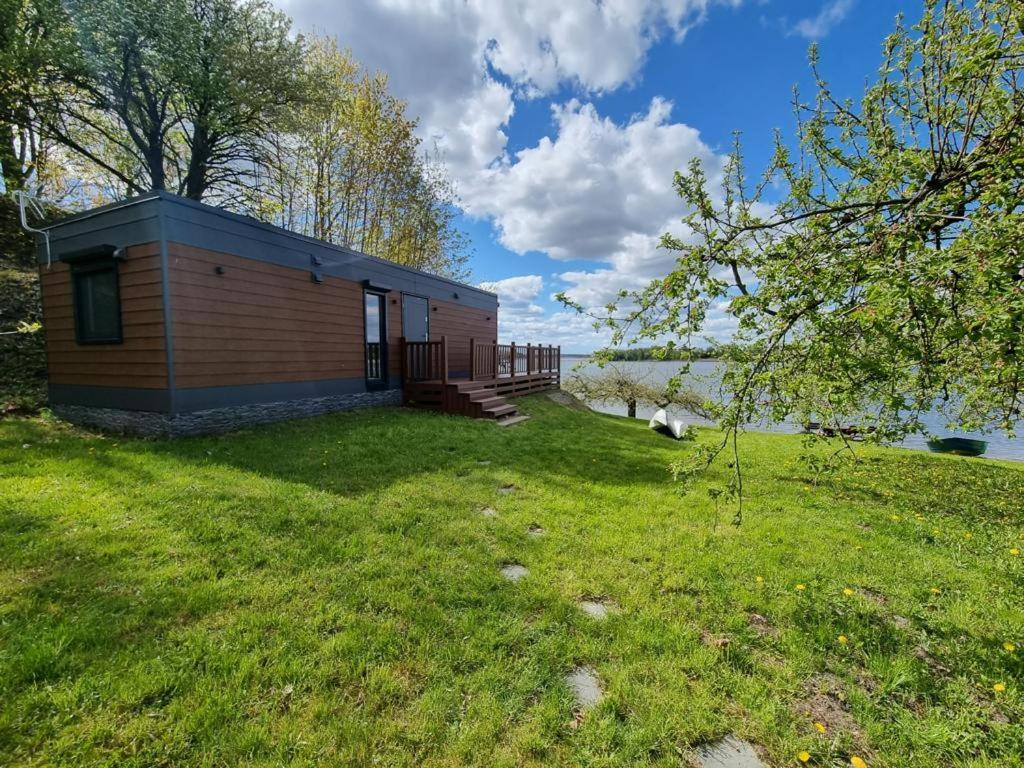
<box><xmin>53</xmin><ymin>388</ymin><xmax>403</xmax><ymax>438</ymax></box>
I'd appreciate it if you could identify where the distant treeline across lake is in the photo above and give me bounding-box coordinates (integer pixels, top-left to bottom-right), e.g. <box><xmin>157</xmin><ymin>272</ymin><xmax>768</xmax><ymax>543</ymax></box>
<box><xmin>560</xmin><ymin>356</ymin><xmax>1024</xmax><ymax>461</ymax></box>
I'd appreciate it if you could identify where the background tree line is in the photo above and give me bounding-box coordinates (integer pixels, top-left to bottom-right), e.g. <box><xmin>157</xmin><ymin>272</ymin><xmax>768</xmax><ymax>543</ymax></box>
<box><xmin>1</xmin><ymin>0</ymin><xmax>469</xmax><ymax>278</ymax></box>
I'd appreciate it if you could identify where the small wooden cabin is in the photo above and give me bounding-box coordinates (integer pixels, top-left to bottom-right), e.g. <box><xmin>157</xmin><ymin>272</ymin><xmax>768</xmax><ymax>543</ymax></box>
<box><xmin>36</xmin><ymin>192</ymin><xmax>558</xmax><ymax>436</ymax></box>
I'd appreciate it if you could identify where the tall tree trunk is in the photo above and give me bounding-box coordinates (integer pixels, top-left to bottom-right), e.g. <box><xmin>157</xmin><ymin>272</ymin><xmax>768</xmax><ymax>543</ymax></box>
<box><xmin>627</xmin><ymin>399</ymin><xmax>637</xmax><ymax>419</ymax></box>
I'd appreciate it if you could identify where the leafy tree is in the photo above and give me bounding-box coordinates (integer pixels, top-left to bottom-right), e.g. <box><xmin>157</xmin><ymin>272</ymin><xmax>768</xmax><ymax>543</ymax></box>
<box><xmin>251</xmin><ymin>36</ymin><xmax>471</xmax><ymax>279</ymax></box>
<box><xmin>565</xmin><ymin>364</ymin><xmax>712</xmax><ymax>420</ymax></box>
<box><xmin>0</xmin><ymin>0</ymin><xmax>80</xmax><ymax>195</ymax></box>
<box><xmin>564</xmin><ymin>0</ymin><xmax>1024</xmax><ymax>520</ymax></box>
<box><xmin>31</xmin><ymin>0</ymin><xmax>302</xmax><ymax>199</ymax></box>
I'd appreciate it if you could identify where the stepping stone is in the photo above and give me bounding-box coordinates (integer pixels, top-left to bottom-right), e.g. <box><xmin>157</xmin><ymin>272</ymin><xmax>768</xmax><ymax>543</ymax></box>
<box><xmin>498</xmin><ymin>484</ymin><xmax>516</xmax><ymax>494</ymax></box>
<box><xmin>578</xmin><ymin>598</ymin><xmax>618</xmax><ymax>619</ymax></box>
<box><xmin>695</xmin><ymin>736</ymin><xmax>766</xmax><ymax>768</ymax></box>
<box><xmin>480</xmin><ymin>507</ymin><xmax>498</xmax><ymax>518</ymax></box>
<box><xmin>500</xmin><ymin>563</ymin><xmax>528</xmax><ymax>582</ymax></box>
<box><xmin>526</xmin><ymin>524</ymin><xmax>545</xmax><ymax>538</ymax></box>
<box><xmin>496</xmin><ymin>415</ymin><xmax>530</xmax><ymax>427</ymax></box>
<box><xmin>565</xmin><ymin>666</ymin><xmax>602</xmax><ymax>709</ymax></box>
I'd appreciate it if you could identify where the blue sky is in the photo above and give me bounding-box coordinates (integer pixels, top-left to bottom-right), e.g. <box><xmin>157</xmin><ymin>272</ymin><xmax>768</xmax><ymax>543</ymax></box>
<box><xmin>278</xmin><ymin>0</ymin><xmax>921</xmax><ymax>351</ymax></box>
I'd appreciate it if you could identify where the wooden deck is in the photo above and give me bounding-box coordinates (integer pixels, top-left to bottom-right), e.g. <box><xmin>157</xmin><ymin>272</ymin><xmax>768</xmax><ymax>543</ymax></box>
<box><xmin>401</xmin><ymin>337</ymin><xmax>560</xmax><ymax>421</ymax></box>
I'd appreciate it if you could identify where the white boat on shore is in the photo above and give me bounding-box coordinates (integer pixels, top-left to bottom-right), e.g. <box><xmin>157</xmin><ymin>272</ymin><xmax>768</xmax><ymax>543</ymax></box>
<box><xmin>648</xmin><ymin>409</ymin><xmax>687</xmax><ymax>440</ymax></box>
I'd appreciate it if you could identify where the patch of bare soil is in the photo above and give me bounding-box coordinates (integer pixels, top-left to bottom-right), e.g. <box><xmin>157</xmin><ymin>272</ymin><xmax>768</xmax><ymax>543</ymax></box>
<box><xmin>700</xmin><ymin>629</ymin><xmax>732</xmax><ymax>649</ymax></box>
<box><xmin>795</xmin><ymin>673</ymin><xmax>864</xmax><ymax>743</ymax></box>
<box><xmin>747</xmin><ymin>613</ymin><xmax>779</xmax><ymax>638</ymax></box>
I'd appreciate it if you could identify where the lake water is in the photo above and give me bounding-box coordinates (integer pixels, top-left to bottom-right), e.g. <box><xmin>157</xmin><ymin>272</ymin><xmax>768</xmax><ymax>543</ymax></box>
<box><xmin>562</xmin><ymin>356</ymin><xmax>1024</xmax><ymax>462</ymax></box>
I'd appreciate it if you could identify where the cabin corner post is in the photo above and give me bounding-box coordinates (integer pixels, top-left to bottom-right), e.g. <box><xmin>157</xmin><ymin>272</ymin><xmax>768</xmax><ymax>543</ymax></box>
<box><xmin>399</xmin><ymin>336</ymin><xmax>407</xmax><ymax>404</ymax></box>
<box><xmin>441</xmin><ymin>335</ymin><xmax>449</xmax><ymax>386</ymax></box>
<box><xmin>470</xmin><ymin>337</ymin><xmax>476</xmax><ymax>381</ymax></box>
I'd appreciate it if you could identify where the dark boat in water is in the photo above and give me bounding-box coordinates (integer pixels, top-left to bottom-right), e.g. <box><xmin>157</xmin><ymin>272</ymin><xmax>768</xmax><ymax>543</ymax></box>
<box><xmin>926</xmin><ymin>437</ymin><xmax>988</xmax><ymax>457</ymax></box>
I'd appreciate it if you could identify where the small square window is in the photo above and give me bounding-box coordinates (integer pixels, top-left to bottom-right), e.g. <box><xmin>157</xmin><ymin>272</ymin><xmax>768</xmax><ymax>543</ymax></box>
<box><xmin>72</xmin><ymin>259</ymin><xmax>123</xmax><ymax>344</ymax></box>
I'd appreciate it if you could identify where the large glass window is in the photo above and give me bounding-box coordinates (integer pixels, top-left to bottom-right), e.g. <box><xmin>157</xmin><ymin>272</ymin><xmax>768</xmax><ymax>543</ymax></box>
<box><xmin>72</xmin><ymin>259</ymin><xmax>122</xmax><ymax>344</ymax></box>
<box><xmin>364</xmin><ymin>292</ymin><xmax>386</xmax><ymax>384</ymax></box>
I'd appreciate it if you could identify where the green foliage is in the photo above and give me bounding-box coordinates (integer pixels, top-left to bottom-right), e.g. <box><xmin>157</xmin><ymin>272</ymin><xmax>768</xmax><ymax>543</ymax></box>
<box><xmin>0</xmin><ymin>199</ymin><xmax>46</xmax><ymax>414</ymax></box>
<box><xmin>1</xmin><ymin>397</ymin><xmax>1022</xmax><ymax>765</ymax></box>
<box><xmin>3</xmin><ymin>1</ymin><xmax>471</xmax><ymax>279</ymax></box>
<box><xmin>248</xmin><ymin>36</ymin><xmax>472</xmax><ymax>279</ymax></box>
<box><xmin>565</xmin><ymin>1</ymin><xmax>1024</xmax><ymax>518</ymax></box>
<box><xmin>564</xmin><ymin>363</ymin><xmax>712</xmax><ymax>419</ymax></box>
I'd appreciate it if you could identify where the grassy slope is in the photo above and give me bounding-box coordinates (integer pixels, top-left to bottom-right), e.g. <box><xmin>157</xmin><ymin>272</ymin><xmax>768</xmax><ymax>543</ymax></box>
<box><xmin>0</xmin><ymin>396</ymin><xmax>1022</xmax><ymax>767</ymax></box>
<box><xmin>0</xmin><ymin>198</ymin><xmax>46</xmax><ymax>413</ymax></box>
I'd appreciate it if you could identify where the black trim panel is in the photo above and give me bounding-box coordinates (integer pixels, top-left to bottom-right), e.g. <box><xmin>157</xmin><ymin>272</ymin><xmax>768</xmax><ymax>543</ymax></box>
<box><xmin>49</xmin><ymin>384</ymin><xmax>173</xmax><ymax>412</ymax></box>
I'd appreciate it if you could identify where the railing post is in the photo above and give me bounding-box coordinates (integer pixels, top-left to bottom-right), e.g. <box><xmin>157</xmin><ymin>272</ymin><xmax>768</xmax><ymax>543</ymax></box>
<box><xmin>470</xmin><ymin>337</ymin><xmax>476</xmax><ymax>381</ymax></box>
<box><xmin>556</xmin><ymin>345</ymin><xmax>561</xmax><ymax>384</ymax></box>
<box><xmin>510</xmin><ymin>341</ymin><xmax>516</xmax><ymax>378</ymax></box>
<box><xmin>526</xmin><ymin>343</ymin><xmax>532</xmax><ymax>375</ymax></box>
<box><xmin>441</xmin><ymin>335</ymin><xmax>449</xmax><ymax>385</ymax></box>
<box><xmin>492</xmin><ymin>338</ymin><xmax>498</xmax><ymax>379</ymax></box>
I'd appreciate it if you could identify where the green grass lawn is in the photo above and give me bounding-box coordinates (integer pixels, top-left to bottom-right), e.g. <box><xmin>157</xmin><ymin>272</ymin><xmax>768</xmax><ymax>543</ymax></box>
<box><xmin>1</xmin><ymin>395</ymin><xmax>1022</xmax><ymax>767</ymax></box>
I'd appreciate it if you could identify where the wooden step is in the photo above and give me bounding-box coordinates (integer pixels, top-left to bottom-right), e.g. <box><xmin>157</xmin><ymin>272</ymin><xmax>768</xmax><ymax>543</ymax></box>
<box><xmin>483</xmin><ymin>403</ymin><xmax>517</xmax><ymax>419</ymax></box>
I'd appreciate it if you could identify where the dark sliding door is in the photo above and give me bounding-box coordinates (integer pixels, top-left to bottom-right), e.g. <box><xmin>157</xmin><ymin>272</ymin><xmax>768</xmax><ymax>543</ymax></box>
<box><xmin>364</xmin><ymin>291</ymin><xmax>387</xmax><ymax>389</ymax></box>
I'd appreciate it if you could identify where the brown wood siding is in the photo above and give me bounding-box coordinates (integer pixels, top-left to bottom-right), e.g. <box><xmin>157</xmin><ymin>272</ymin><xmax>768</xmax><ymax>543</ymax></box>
<box><xmin>429</xmin><ymin>298</ymin><xmax>498</xmax><ymax>374</ymax></box>
<box><xmin>168</xmin><ymin>243</ymin><xmax>368</xmax><ymax>389</ymax></box>
<box><xmin>39</xmin><ymin>245</ymin><xmax>169</xmax><ymax>389</ymax></box>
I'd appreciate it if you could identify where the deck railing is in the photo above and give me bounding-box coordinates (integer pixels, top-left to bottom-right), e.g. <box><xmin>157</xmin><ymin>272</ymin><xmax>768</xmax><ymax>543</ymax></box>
<box><xmin>401</xmin><ymin>336</ymin><xmax>449</xmax><ymax>383</ymax></box>
<box><xmin>401</xmin><ymin>336</ymin><xmax>560</xmax><ymax>383</ymax></box>
<box><xmin>470</xmin><ymin>338</ymin><xmax>560</xmax><ymax>381</ymax></box>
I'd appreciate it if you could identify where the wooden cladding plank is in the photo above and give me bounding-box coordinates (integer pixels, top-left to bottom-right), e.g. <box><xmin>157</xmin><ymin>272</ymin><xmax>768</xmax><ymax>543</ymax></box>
<box><xmin>49</xmin><ymin>373</ymin><xmax>168</xmax><ymax>388</ymax></box>
<box><xmin>168</xmin><ymin>243</ymin><xmax>367</xmax><ymax>388</ymax></box>
<box><xmin>429</xmin><ymin>297</ymin><xmax>497</xmax><ymax>372</ymax></box>
<box><xmin>172</xmin><ymin>322</ymin><xmax>363</xmax><ymax>345</ymax></box>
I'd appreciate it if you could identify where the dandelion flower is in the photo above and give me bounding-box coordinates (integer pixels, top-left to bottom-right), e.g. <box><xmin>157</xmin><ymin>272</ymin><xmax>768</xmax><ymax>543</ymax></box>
<box><xmin>796</xmin><ymin>583</ymin><xmax>807</xmax><ymax>591</ymax></box>
<box><xmin>930</xmin><ymin>587</ymin><xmax>942</xmax><ymax>595</ymax></box>
<box><xmin>814</xmin><ymin>722</ymin><xmax>826</xmax><ymax>734</ymax></box>
<box><xmin>964</xmin><ymin>533</ymin><xmax>973</xmax><ymax>540</ymax></box>
<box><xmin>842</xmin><ymin>588</ymin><xmax>854</xmax><ymax>596</ymax></box>
<box><xmin>756</xmin><ymin>576</ymin><xmax>764</xmax><ymax>584</ymax></box>
<box><xmin>798</xmin><ymin>751</ymin><xmax>811</xmax><ymax>763</ymax></box>
<box><xmin>1011</xmin><ymin>548</ymin><xmax>1021</xmax><ymax>556</ymax></box>
<box><xmin>890</xmin><ymin>515</ymin><xmax>900</xmax><ymax>522</ymax></box>
<box><xmin>850</xmin><ymin>758</ymin><xmax>868</xmax><ymax>768</ymax></box>
<box><xmin>994</xmin><ymin>682</ymin><xmax>1006</xmax><ymax>693</ymax></box>
<box><xmin>838</xmin><ymin>635</ymin><xmax>849</xmax><ymax>645</ymax></box>
<box><xmin>1003</xmin><ymin>642</ymin><xmax>1016</xmax><ymax>653</ymax></box>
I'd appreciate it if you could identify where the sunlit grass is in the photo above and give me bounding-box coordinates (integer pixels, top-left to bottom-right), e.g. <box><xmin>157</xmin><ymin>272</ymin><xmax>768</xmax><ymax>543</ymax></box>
<box><xmin>0</xmin><ymin>396</ymin><xmax>1021</xmax><ymax>766</ymax></box>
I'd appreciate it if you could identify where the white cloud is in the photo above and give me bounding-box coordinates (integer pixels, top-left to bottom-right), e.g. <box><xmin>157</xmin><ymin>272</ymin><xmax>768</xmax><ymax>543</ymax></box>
<box><xmin>464</xmin><ymin>98</ymin><xmax>725</xmax><ymax>311</ymax></box>
<box><xmin>273</xmin><ymin>0</ymin><xmax>745</xmax><ymax>351</ymax></box>
<box><xmin>790</xmin><ymin>0</ymin><xmax>854</xmax><ymax>40</ymax></box>
<box><xmin>276</xmin><ymin>0</ymin><xmax>739</xmax><ymax>187</ymax></box>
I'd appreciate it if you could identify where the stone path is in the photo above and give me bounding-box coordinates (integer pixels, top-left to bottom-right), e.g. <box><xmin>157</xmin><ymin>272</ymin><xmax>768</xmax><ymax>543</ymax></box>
<box><xmin>695</xmin><ymin>736</ymin><xmax>766</xmax><ymax>768</ymax></box>
<box><xmin>500</xmin><ymin>563</ymin><xmax>528</xmax><ymax>582</ymax></box>
<box><xmin>480</xmin><ymin>482</ymin><xmax>766</xmax><ymax>765</ymax></box>
<box><xmin>565</xmin><ymin>666</ymin><xmax>603</xmax><ymax>709</ymax></box>
<box><xmin>578</xmin><ymin>598</ymin><xmax>618</xmax><ymax>619</ymax></box>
